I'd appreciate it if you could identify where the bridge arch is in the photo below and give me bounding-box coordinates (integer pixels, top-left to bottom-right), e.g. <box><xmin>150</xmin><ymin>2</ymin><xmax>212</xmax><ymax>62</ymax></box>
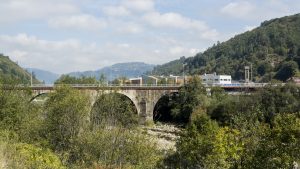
<box><xmin>89</xmin><ymin>90</ymin><xmax>140</xmax><ymax>115</ymax></box>
<box><xmin>90</xmin><ymin>92</ymin><xmax>139</xmax><ymax>127</ymax></box>
<box><xmin>153</xmin><ymin>92</ymin><xmax>179</xmax><ymax>123</ymax></box>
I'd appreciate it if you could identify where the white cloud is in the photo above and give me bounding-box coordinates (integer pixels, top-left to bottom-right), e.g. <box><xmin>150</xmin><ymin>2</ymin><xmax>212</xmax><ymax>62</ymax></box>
<box><xmin>143</xmin><ymin>12</ymin><xmax>219</xmax><ymax>40</ymax></box>
<box><xmin>0</xmin><ymin>33</ymin><xmax>101</xmax><ymax>73</ymax></box>
<box><xmin>49</xmin><ymin>14</ymin><xmax>107</xmax><ymax>31</ymax></box>
<box><xmin>116</xmin><ymin>22</ymin><xmax>143</xmax><ymax>34</ymax></box>
<box><xmin>121</xmin><ymin>0</ymin><xmax>154</xmax><ymax>12</ymax></box>
<box><xmin>169</xmin><ymin>46</ymin><xmax>185</xmax><ymax>55</ymax></box>
<box><xmin>0</xmin><ymin>33</ymin><xmax>181</xmax><ymax>74</ymax></box>
<box><xmin>154</xmin><ymin>49</ymin><xmax>160</xmax><ymax>54</ymax></box>
<box><xmin>189</xmin><ymin>48</ymin><xmax>200</xmax><ymax>55</ymax></box>
<box><xmin>220</xmin><ymin>1</ymin><xmax>255</xmax><ymax>18</ymax></box>
<box><xmin>143</xmin><ymin>12</ymin><xmax>207</xmax><ymax>30</ymax></box>
<box><xmin>200</xmin><ymin>29</ymin><xmax>219</xmax><ymax>41</ymax></box>
<box><xmin>0</xmin><ymin>0</ymin><xmax>78</xmax><ymax>23</ymax></box>
<box><xmin>8</xmin><ymin>50</ymin><xmax>28</xmax><ymax>62</ymax></box>
<box><xmin>244</xmin><ymin>25</ymin><xmax>256</xmax><ymax>31</ymax></box>
<box><xmin>103</xmin><ymin>5</ymin><xmax>131</xmax><ymax>17</ymax></box>
<box><xmin>118</xmin><ymin>43</ymin><xmax>130</xmax><ymax>48</ymax></box>
<box><xmin>168</xmin><ymin>46</ymin><xmax>203</xmax><ymax>57</ymax></box>
<box><xmin>220</xmin><ymin>0</ymin><xmax>300</xmax><ymax>22</ymax></box>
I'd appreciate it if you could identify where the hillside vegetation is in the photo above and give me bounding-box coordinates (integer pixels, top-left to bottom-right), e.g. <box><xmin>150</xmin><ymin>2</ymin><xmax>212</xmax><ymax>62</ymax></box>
<box><xmin>0</xmin><ymin>54</ymin><xmax>39</xmax><ymax>84</ymax></box>
<box><xmin>153</xmin><ymin>13</ymin><xmax>300</xmax><ymax>82</ymax></box>
<box><xmin>68</xmin><ymin>62</ymin><xmax>155</xmax><ymax>81</ymax></box>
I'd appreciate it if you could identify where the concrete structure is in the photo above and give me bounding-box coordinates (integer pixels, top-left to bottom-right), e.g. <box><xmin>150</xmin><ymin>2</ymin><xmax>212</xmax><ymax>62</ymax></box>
<box><xmin>142</xmin><ymin>75</ymin><xmax>159</xmax><ymax>85</ymax></box>
<box><xmin>129</xmin><ymin>75</ymin><xmax>194</xmax><ymax>86</ymax></box>
<box><xmin>245</xmin><ymin>66</ymin><xmax>250</xmax><ymax>83</ymax></box>
<box><xmin>129</xmin><ymin>76</ymin><xmax>159</xmax><ymax>85</ymax></box>
<box><xmin>129</xmin><ymin>77</ymin><xmax>142</xmax><ymax>85</ymax></box>
<box><xmin>201</xmin><ymin>73</ymin><xmax>232</xmax><ymax>84</ymax></box>
<box><xmin>170</xmin><ymin>75</ymin><xmax>180</xmax><ymax>84</ymax></box>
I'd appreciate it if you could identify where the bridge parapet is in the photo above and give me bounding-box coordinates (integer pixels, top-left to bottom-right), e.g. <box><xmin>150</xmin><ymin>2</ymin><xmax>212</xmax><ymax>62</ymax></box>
<box><xmin>22</xmin><ymin>82</ymin><xmax>285</xmax><ymax>89</ymax></box>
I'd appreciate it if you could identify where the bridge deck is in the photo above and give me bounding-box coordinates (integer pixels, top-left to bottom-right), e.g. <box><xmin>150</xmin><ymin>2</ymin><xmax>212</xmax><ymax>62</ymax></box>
<box><xmin>12</xmin><ymin>83</ymin><xmax>285</xmax><ymax>90</ymax></box>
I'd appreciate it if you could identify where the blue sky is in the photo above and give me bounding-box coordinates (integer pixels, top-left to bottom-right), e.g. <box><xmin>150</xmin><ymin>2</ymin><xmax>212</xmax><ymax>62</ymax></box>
<box><xmin>0</xmin><ymin>0</ymin><xmax>299</xmax><ymax>74</ymax></box>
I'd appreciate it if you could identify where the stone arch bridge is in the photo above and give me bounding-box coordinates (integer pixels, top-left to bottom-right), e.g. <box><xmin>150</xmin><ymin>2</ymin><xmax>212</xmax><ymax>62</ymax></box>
<box><xmin>30</xmin><ymin>85</ymin><xmax>180</xmax><ymax>123</ymax></box>
<box><xmin>29</xmin><ymin>83</ymin><xmax>268</xmax><ymax>123</ymax></box>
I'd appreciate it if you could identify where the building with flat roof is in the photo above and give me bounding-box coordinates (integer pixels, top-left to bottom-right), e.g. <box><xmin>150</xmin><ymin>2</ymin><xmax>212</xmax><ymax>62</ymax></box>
<box><xmin>129</xmin><ymin>77</ymin><xmax>142</xmax><ymax>85</ymax></box>
<box><xmin>201</xmin><ymin>73</ymin><xmax>231</xmax><ymax>84</ymax></box>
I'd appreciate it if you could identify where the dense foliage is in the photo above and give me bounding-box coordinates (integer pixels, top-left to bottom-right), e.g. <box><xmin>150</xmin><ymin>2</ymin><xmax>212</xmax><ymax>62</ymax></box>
<box><xmin>55</xmin><ymin>74</ymin><xmax>99</xmax><ymax>84</ymax></box>
<box><xmin>0</xmin><ymin>83</ymin><xmax>162</xmax><ymax>168</ymax></box>
<box><xmin>152</xmin><ymin>13</ymin><xmax>300</xmax><ymax>82</ymax></box>
<box><xmin>158</xmin><ymin>78</ymin><xmax>300</xmax><ymax>169</ymax></box>
<box><xmin>152</xmin><ymin>56</ymin><xmax>186</xmax><ymax>75</ymax></box>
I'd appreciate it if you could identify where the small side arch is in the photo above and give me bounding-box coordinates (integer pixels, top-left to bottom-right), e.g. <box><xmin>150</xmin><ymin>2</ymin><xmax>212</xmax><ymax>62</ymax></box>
<box><xmin>30</xmin><ymin>93</ymin><xmax>49</xmax><ymax>102</ymax></box>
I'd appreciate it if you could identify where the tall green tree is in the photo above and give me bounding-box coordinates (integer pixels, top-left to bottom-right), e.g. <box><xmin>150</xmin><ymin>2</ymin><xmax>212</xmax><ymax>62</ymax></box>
<box><xmin>44</xmin><ymin>85</ymin><xmax>90</xmax><ymax>152</ymax></box>
<box><xmin>244</xmin><ymin>113</ymin><xmax>300</xmax><ymax>169</ymax></box>
<box><xmin>55</xmin><ymin>75</ymin><xmax>98</xmax><ymax>84</ymax></box>
<box><xmin>170</xmin><ymin>76</ymin><xmax>207</xmax><ymax>123</ymax></box>
<box><xmin>274</xmin><ymin>61</ymin><xmax>298</xmax><ymax>81</ymax></box>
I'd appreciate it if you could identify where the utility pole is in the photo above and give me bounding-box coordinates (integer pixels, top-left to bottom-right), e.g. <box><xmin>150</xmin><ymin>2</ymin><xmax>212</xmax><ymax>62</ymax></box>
<box><xmin>30</xmin><ymin>71</ymin><xmax>33</xmax><ymax>87</ymax></box>
<box><xmin>183</xmin><ymin>63</ymin><xmax>187</xmax><ymax>85</ymax></box>
<box><xmin>250</xmin><ymin>64</ymin><xmax>253</xmax><ymax>82</ymax></box>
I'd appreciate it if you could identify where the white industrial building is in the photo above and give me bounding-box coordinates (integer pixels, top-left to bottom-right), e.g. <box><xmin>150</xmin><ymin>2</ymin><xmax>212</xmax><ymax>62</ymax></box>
<box><xmin>201</xmin><ymin>73</ymin><xmax>232</xmax><ymax>84</ymax></box>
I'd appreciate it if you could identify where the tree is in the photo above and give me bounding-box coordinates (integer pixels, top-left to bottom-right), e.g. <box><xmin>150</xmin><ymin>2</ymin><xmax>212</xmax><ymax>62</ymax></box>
<box><xmin>71</xmin><ymin>129</ymin><xmax>161</xmax><ymax>168</ymax></box>
<box><xmin>43</xmin><ymin>85</ymin><xmax>90</xmax><ymax>152</ymax></box>
<box><xmin>274</xmin><ymin>61</ymin><xmax>298</xmax><ymax>81</ymax></box>
<box><xmin>0</xmin><ymin>84</ymin><xmax>38</xmax><ymax>134</ymax></box>
<box><xmin>170</xmin><ymin>76</ymin><xmax>207</xmax><ymax>124</ymax></box>
<box><xmin>164</xmin><ymin>114</ymin><xmax>219</xmax><ymax>168</ymax></box>
<box><xmin>245</xmin><ymin>113</ymin><xmax>300</xmax><ymax>168</ymax></box>
<box><xmin>98</xmin><ymin>73</ymin><xmax>107</xmax><ymax>85</ymax></box>
<box><xmin>163</xmin><ymin>113</ymin><xmax>243</xmax><ymax>169</ymax></box>
<box><xmin>55</xmin><ymin>75</ymin><xmax>98</xmax><ymax>84</ymax></box>
<box><xmin>257</xmin><ymin>62</ymin><xmax>272</xmax><ymax>76</ymax></box>
<box><xmin>1</xmin><ymin>143</ymin><xmax>65</xmax><ymax>169</ymax></box>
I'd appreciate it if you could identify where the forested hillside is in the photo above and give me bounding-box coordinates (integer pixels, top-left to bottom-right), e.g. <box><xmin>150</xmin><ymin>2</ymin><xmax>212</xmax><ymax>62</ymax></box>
<box><xmin>0</xmin><ymin>54</ymin><xmax>39</xmax><ymax>84</ymax></box>
<box><xmin>68</xmin><ymin>62</ymin><xmax>155</xmax><ymax>81</ymax></box>
<box><xmin>153</xmin><ymin>13</ymin><xmax>300</xmax><ymax>82</ymax></box>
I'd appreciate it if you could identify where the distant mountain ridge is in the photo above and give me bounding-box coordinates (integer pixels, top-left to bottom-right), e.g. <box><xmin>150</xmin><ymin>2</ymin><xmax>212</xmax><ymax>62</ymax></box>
<box><xmin>26</xmin><ymin>68</ymin><xmax>60</xmax><ymax>84</ymax></box>
<box><xmin>152</xmin><ymin>13</ymin><xmax>300</xmax><ymax>82</ymax></box>
<box><xmin>68</xmin><ymin>62</ymin><xmax>155</xmax><ymax>81</ymax></box>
